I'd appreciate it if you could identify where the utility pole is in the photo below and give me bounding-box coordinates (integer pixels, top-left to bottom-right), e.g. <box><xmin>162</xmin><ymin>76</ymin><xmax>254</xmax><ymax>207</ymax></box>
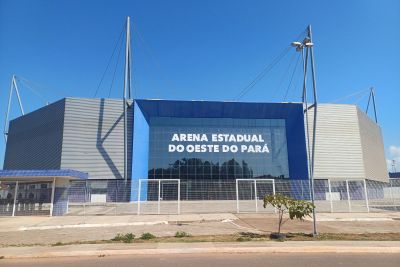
<box><xmin>123</xmin><ymin>16</ymin><xmax>132</xmax><ymax>181</ymax></box>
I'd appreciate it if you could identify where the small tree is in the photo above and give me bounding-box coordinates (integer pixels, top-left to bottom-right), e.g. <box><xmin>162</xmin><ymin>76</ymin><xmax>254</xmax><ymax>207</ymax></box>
<box><xmin>263</xmin><ymin>194</ymin><xmax>314</xmax><ymax>237</ymax></box>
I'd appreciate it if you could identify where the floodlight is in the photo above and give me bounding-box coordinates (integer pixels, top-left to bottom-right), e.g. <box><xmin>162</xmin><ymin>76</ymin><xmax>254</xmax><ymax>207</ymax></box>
<box><xmin>291</xmin><ymin>41</ymin><xmax>302</xmax><ymax>47</ymax></box>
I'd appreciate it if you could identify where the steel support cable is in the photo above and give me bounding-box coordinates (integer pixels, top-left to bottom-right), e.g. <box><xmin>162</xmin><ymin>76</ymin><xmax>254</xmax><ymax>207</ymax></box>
<box><xmin>234</xmin><ymin>46</ymin><xmax>291</xmax><ymax>101</ymax></box>
<box><xmin>93</xmin><ymin>23</ymin><xmax>126</xmax><ymax>98</ymax></box>
<box><xmin>271</xmin><ymin>50</ymin><xmax>298</xmax><ymax>100</ymax></box>
<box><xmin>14</xmin><ymin>76</ymin><xmax>48</xmax><ymax>103</ymax></box>
<box><xmin>16</xmin><ymin>75</ymin><xmax>74</xmax><ymax>99</ymax></box>
<box><xmin>283</xmin><ymin>52</ymin><xmax>301</xmax><ymax>101</ymax></box>
<box><xmin>107</xmin><ymin>36</ymin><xmax>125</xmax><ymax>98</ymax></box>
<box><xmin>133</xmin><ymin>26</ymin><xmax>176</xmax><ymax>95</ymax></box>
<box><xmin>233</xmin><ymin>29</ymin><xmax>307</xmax><ymax>101</ymax></box>
<box><xmin>354</xmin><ymin>91</ymin><xmax>370</xmax><ymax>105</ymax></box>
<box><xmin>331</xmin><ymin>88</ymin><xmax>370</xmax><ymax>103</ymax></box>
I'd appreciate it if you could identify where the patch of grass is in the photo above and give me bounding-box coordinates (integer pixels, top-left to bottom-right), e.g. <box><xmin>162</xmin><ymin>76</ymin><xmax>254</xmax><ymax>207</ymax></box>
<box><xmin>112</xmin><ymin>233</ymin><xmax>135</xmax><ymax>243</ymax></box>
<box><xmin>236</xmin><ymin>237</ymin><xmax>252</xmax><ymax>242</ymax></box>
<box><xmin>4</xmin><ymin>232</ymin><xmax>400</xmax><ymax>248</ymax></box>
<box><xmin>140</xmin><ymin>232</ymin><xmax>156</xmax><ymax>240</ymax></box>
<box><xmin>239</xmin><ymin>232</ymin><xmax>266</xmax><ymax>239</ymax></box>
<box><xmin>175</xmin><ymin>231</ymin><xmax>192</xmax><ymax>238</ymax></box>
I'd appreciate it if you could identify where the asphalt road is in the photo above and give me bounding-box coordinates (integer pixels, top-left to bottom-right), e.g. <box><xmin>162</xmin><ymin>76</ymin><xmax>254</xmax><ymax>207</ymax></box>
<box><xmin>2</xmin><ymin>253</ymin><xmax>400</xmax><ymax>267</ymax></box>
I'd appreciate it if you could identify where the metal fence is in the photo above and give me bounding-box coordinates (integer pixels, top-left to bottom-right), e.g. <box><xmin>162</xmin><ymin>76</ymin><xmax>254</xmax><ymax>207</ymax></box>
<box><xmin>0</xmin><ymin>181</ymin><xmax>53</xmax><ymax>216</ymax></box>
<box><xmin>1</xmin><ymin>178</ymin><xmax>400</xmax><ymax>216</ymax></box>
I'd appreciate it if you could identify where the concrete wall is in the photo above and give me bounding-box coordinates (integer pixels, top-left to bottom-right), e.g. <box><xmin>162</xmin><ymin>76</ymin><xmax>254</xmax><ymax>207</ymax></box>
<box><xmin>357</xmin><ymin>108</ymin><xmax>388</xmax><ymax>181</ymax></box>
<box><xmin>61</xmin><ymin>98</ymin><xmax>133</xmax><ymax>180</ymax></box>
<box><xmin>4</xmin><ymin>97</ymin><xmax>133</xmax><ymax>181</ymax></box>
<box><xmin>305</xmin><ymin>104</ymin><xmax>388</xmax><ymax>182</ymax></box>
<box><xmin>3</xmin><ymin>99</ymin><xmax>65</xmax><ymax>170</ymax></box>
<box><xmin>306</xmin><ymin>104</ymin><xmax>365</xmax><ymax>179</ymax></box>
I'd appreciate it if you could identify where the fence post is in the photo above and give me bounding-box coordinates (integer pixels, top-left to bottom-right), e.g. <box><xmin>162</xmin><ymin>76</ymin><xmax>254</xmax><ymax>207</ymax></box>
<box><xmin>254</xmin><ymin>180</ymin><xmax>258</xmax><ymax>213</ymax></box>
<box><xmin>158</xmin><ymin>180</ymin><xmax>161</xmax><ymax>215</ymax></box>
<box><xmin>12</xmin><ymin>181</ymin><xmax>19</xmax><ymax>217</ymax></box>
<box><xmin>137</xmin><ymin>180</ymin><xmax>141</xmax><ymax>215</ymax></box>
<box><xmin>114</xmin><ymin>186</ymin><xmax>117</xmax><ymax>216</ymax></box>
<box><xmin>177</xmin><ymin>179</ymin><xmax>180</xmax><ymax>215</ymax></box>
<box><xmin>346</xmin><ymin>180</ymin><xmax>351</xmax><ymax>212</ymax></box>
<box><xmin>272</xmin><ymin>180</ymin><xmax>277</xmax><ymax>213</ymax></box>
<box><xmin>363</xmin><ymin>179</ymin><xmax>370</xmax><ymax>213</ymax></box>
<box><xmin>328</xmin><ymin>179</ymin><xmax>333</xmax><ymax>213</ymax></box>
<box><xmin>389</xmin><ymin>179</ymin><xmax>393</xmax><ymax>203</ymax></box>
<box><xmin>235</xmin><ymin>179</ymin><xmax>239</xmax><ymax>213</ymax></box>
<box><xmin>300</xmin><ymin>179</ymin><xmax>303</xmax><ymax>198</ymax></box>
<box><xmin>50</xmin><ymin>177</ymin><xmax>56</xmax><ymax>216</ymax></box>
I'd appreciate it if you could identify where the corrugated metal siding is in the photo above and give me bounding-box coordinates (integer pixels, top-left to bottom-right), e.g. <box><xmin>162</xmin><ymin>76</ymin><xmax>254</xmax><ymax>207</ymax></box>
<box><xmin>61</xmin><ymin>98</ymin><xmax>132</xmax><ymax>180</ymax></box>
<box><xmin>306</xmin><ymin>104</ymin><xmax>366</xmax><ymax>179</ymax></box>
<box><xmin>3</xmin><ymin>99</ymin><xmax>65</xmax><ymax>170</ymax></box>
<box><xmin>357</xmin><ymin>108</ymin><xmax>389</xmax><ymax>181</ymax></box>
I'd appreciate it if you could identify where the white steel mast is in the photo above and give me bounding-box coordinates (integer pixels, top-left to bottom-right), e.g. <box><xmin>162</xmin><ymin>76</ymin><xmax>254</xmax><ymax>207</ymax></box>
<box><xmin>123</xmin><ymin>16</ymin><xmax>132</xmax><ymax>181</ymax></box>
<box><xmin>3</xmin><ymin>75</ymin><xmax>25</xmax><ymax>142</ymax></box>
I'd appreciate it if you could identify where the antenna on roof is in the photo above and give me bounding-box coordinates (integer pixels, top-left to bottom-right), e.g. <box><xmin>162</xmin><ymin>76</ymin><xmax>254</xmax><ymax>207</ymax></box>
<box><xmin>123</xmin><ymin>16</ymin><xmax>132</xmax><ymax>181</ymax></box>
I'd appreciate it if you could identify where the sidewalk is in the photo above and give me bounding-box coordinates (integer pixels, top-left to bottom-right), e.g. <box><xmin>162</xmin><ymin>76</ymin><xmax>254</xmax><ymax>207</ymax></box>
<box><xmin>1</xmin><ymin>241</ymin><xmax>400</xmax><ymax>259</ymax></box>
<box><xmin>0</xmin><ymin>213</ymin><xmax>237</xmax><ymax>232</ymax></box>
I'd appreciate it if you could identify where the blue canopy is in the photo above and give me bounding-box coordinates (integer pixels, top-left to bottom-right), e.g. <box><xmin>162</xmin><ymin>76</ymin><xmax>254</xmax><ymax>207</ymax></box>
<box><xmin>0</xmin><ymin>169</ymin><xmax>88</xmax><ymax>180</ymax></box>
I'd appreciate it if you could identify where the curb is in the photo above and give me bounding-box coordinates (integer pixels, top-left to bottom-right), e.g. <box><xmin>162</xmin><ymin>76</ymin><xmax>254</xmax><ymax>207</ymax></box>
<box><xmin>2</xmin><ymin>246</ymin><xmax>400</xmax><ymax>259</ymax></box>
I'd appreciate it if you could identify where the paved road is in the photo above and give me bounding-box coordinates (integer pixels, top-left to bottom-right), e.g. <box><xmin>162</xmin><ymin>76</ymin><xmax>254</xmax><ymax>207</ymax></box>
<box><xmin>2</xmin><ymin>253</ymin><xmax>400</xmax><ymax>267</ymax></box>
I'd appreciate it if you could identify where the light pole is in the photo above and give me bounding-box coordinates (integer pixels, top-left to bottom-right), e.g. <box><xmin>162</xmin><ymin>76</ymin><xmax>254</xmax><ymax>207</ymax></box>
<box><xmin>291</xmin><ymin>25</ymin><xmax>318</xmax><ymax>236</ymax></box>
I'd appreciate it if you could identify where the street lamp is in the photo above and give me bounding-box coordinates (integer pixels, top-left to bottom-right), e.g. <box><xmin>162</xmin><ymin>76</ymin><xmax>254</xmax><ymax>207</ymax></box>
<box><xmin>291</xmin><ymin>27</ymin><xmax>318</xmax><ymax>237</ymax></box>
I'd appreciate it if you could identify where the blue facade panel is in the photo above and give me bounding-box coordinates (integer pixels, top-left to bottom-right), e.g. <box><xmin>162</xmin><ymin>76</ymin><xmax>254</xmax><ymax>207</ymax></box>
<box><xmin>133</xmin><ymin>100</ymin><xmax>308</xmax><ymax>175</ymax></box>
<box><xmin>0</xmin><ymin>169</ymin><xmax>88</xmax><ymax>180</ymax></box>
<box><xmin>131</xmin><ymin>102</ymin><xmax>149</xmax><ymax>201</ymax></box>
<box><xmin>130</xmin><ymin>99</ymin><xmax>309</xmax><ymax>201</ymax></box>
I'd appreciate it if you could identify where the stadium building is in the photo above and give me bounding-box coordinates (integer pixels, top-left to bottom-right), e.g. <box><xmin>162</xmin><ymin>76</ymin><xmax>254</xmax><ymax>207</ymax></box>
<box><xmin>0</xmin><ymin>97</ymin><xmax>388</xmax><ymax>215</ymax></box>
<box><xmin>0</xmin><ymin>20</ymin><xmax>390</xmax><ymax>216</ymax></box>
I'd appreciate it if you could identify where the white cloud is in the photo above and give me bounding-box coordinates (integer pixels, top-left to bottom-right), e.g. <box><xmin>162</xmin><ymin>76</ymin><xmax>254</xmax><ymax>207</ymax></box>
<box><xmin>389</xmin><ymin>145</ymin><xmax>400</xmax><ymax>158</ymax></box>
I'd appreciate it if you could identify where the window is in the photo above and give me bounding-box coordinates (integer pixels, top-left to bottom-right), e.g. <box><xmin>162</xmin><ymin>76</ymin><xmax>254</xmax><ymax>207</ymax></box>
<box><xmin>148</xmin><ymin>117</ymin><xmax>289</xmax><ymax>181</ymax></box>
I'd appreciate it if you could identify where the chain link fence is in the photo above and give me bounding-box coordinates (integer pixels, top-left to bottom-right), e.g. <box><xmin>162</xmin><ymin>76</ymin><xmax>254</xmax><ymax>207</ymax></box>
<box><xmin>0</xmin><ymin>181</ymin><xmax>52</xmax><ymax>216</ymax></box>
<box><xmin>1</xmin><ymin>178</ymin><xmax>399</xmax><ymax>216</ymax></box>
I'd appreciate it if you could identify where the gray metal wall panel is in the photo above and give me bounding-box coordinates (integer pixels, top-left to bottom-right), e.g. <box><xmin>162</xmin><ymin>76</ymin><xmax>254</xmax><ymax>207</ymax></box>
<box><xmin>306</xmin><ymin>104</ymin><xmax>366</xmax><ymax>179</ymax></box>
<box><xmin>357</xmin><ymin>108</ymin><xmax>388</xmax><ymax>182</ymax></box>
<box><xmin>3</xmin><ymin>99</ymin><xmax>65</xmax><ymax>170</ymax></box>
<box><xmin>60</xmin><ymin>98</ymin><xmax>132</xmax><ymax>180</ymax></box>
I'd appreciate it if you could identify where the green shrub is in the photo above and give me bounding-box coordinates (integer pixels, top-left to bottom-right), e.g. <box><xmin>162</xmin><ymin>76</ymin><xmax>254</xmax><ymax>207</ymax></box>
<box><xmin>175</xmin><ymin>231</ymin><xmax>192</xmax><ymax>238</ymax></box>
<box><xmin>140</xmin><ymin>232</ymin><xmax>156</xmax><ymax>240</ymax></box>
<box><xmin>112</xmin><ymin>233</ymin><xmax>135</xmax><ymax>243</ymax></box>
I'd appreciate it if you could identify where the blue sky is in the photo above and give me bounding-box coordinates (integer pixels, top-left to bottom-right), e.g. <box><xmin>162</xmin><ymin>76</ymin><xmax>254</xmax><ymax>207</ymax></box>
<box><xmin>0</xmin><ymin>0</ymin><xmax>399</xmax><ymax>170</ymax></box>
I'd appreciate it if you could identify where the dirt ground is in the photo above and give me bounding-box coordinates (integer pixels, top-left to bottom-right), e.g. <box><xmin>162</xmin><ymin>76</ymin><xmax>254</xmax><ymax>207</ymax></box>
<box><xmin>1</xmin><ymin>213</ymin><xmax>400</xmax><ymax>246</ymax></box>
